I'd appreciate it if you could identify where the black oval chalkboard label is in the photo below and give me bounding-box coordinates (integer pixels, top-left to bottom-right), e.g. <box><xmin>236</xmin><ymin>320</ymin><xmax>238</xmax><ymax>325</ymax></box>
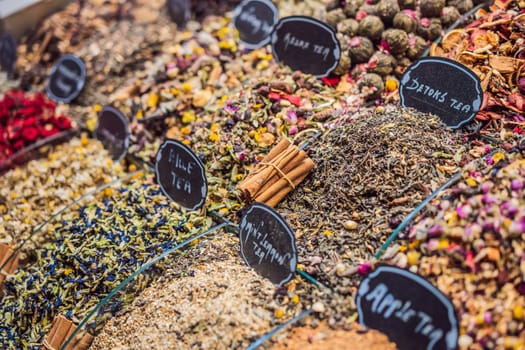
<box><xmin>357</xmin><ymin>266</ymin><xmax>458</xmax><ymax>350</ymax></box>
<box><xmin>233</xmin><ymin>0</ymin><xmax>278</xmax><ymax>50</ymax></box>
<box><xmin>400</xmin><ymin>57</ymin><xmax>482</xmax><ymax>129</ymax></box>
<box><xmin>155</xmin><ymin>139</ymin><xmax>207</xmax><ymax>211</ymax></box>
<box><xmin>46</xmin><ymin>54</ymin><xmax>86</xmax><ymax>103</ymax></box>
<box><xmin>239</xmin><ymin>203</ymin><xmax>297</xmax><ymax>286</ymax></box>
<box><xmin>271</xmin><ymin>16</ymin><xmax>341</xmax><ymax>78</ymax></box>
<box><xmin>94</xmin><ymin>106</ymin><xmax>130</xmax><ymax>161</ymax></box>
<box><xmin>0</xmin><ymin>32</ymin><xmax>17</xmax><ymax>77</ymax></box>
<box><xmin>167</xmin><ymin>0</ymin><xmax>190</xmax><ymax>28</ymax></box>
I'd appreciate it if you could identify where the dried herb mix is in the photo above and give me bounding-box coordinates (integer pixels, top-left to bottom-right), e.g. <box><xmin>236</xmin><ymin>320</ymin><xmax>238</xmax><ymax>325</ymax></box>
<box><xmin>0</xmin><ymin>178</ymin><xmax>211</xmax><ymax>348</ymax></box>
<box><xmin>390</xmin><ymin>153</ymin><xmax>525</xmax><ymax>348</ymax></box>
<box><xmin>0</xmin><ymin>136</ymin><xmax>121</xmax><ymax>260</ymax></box>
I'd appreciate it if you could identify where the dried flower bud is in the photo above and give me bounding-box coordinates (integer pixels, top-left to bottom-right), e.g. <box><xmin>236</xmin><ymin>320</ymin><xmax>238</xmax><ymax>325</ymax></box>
<box><xmin>326</xmin><ymin>8</ymin><xmax>347</xmax><ymax>28</ymax></box>
<box><xmin>337</xmin><ymin>18</ymin><xmax>360</xmax><ymax>37</ymax></box>
<box><xmin>441</xmin><ymin>6</ymin><xmax>461</xmax><ymax>27</ymax></box>
<box><xmin>357</xmin><ymin>15</ymin><xmax>385</xmax><ymax>42</ymax></box>
<box><xmin>420</xmin><ymin>0</ymin><xmax>446</xmax><ymax>18</ymax></box>
<box><xmin>359</xmin><ymin>3</ymin><xmax>379</xmax><ymax>16</ymax></box>
<box><xmin>394</xmin><ymin>56</ymin><xmax>412</xmax><ymax>78</ymax></box>
<box><xmin>393</xmin><ymin>11</ymin><xmax>418</xmax><ymax>33</ymax></box>
<box><xmin>359</xmin><ymin>73</ymin><xmax>384</xmax><ymax>99</ymax></box>
<box><xmin>382</xmin><ymin>29</ymin><xmax>409</xmax><ymax>55</ymax></box>
<box><xmin>406</xmin><ymin>35</ymin><xmax>428</xmax><ymax>60</ymax></box>
<box><xmin>398</xmin><ymin>0</ymin><xmax>416</xmax><ymax>9</ymax></box>
<box><xmin>343</xmin><ymin>0</ymin><xmax>365</xmax><ymax>17</ymax></box>
<box><xmin>417</xmin><ymin>18</ymin><xmax>442</xmax><ymax>41</ymax></box>
<box><xmin>446</xmin><ymin>0</ymin><xmax>474</xmax><ymax>14</ymax></box>
<box><xmin>334</xmin><ymin>53</ymin><xmax>352</xmax><ymax>76</ymax></box>
<box><xmin>376</xmin><ymin>0</ymin><xmax>400</xmax><ymax>24</ymax></box>
<box><xmin>348</xmin><ymin>36</ymin><xmax>375</xmax><ymax>63</ymax></box>
<box><xmin>368</xmin><ymin>52</ymin><xmax>396</xmax><ymax>76</ymax></box>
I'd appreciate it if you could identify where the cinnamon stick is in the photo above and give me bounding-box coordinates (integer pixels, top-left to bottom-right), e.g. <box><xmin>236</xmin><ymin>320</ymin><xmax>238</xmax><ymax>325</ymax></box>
<box><xmin>242</xmin><ymin>138</ymin><xmax>291</xmax><ymax>184</ymax></box>
<box><xmin>256</xmin><ymin>150</ymin><xmax>309</xmax><ymax>196</ymax></box>
<box><xmin>42</xmin><ymin>314</ymin><xmax>93</xmax><ymax>350</ymax></box>
<box><xmin>238</xmin><ymin>145</ymin><xmax>299</xmax><ymax>198</ymax></box>
<box><xmin>254</xmin><ymin>157</ymin><xmax>315</xmax><ymax>207</ymax></box>
<box><xmin>0</xmin><ymin>243</ymin><xmax>20</xmax><ymax>288</ymax></box>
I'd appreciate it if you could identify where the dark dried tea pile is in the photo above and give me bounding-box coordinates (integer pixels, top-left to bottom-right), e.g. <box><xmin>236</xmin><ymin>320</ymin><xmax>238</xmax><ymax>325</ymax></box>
<box><xmin>0</xmin><ymin>178</ymin><xmax>210</xmax><ymax>349</ymax></box>
<box><xmin>390</xmin><ymin>152</ymin><xmax>525</xmax><ymax>348</ymax></box>
<box><xmin>278</xmin><ymin>104</ymin><xmax>465</xmax><ymax>324</ymax></box>
<box><xmin>91</xmin><ymin>233</ymin><xmax>306</xmax><ymax>350</ymax></box>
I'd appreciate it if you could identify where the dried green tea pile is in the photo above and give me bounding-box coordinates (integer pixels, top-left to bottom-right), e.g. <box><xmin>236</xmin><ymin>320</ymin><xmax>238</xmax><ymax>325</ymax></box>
<box><xmin>389</xmin><ymin>152</ymin><xmax>525</xmax><ymax>349</ymax></box>
<box><xmin>0</xmin><ymin>178</ymin><xmax>210</xmax><ymax>349</ymax></box>
<box><xmin>91</xmin><ymin>233</ymin><xmax>307</xmax><ymax>350</ymax></box>
<box><xmin>278</xmin><ymin>104</ymin><xmax>465</xmax><ymax>325</ymax></box>
<box><xmin>0</xmin><ymin>136</ymin><xmax>121</xmax><ymax>259</ymax></box>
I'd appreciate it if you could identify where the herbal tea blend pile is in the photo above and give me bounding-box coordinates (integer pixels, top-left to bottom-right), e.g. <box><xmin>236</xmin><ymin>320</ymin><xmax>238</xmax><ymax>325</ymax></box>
<box><xmin>390</xmin><ymin>153</ymin><xmax>525</xmax><ymax>348</ymax></box>
<box><xmin>0</xmin><ymin>136</ymin><xmax>121</xmax><ymax>259</ymax></box>
<box><xmin>0</xmin><ymin>178</ymin><xmax>209</xmax><ymax>349</ymax></box>
<box><xmin>91</xmin><ymin>233</ymin><xmax>307</xmax><ymax>350</ymax></box>
<box><xmin>431</xmin><ymin>0</ymin><xmax>525</xmax><ymax>134</ymax></box>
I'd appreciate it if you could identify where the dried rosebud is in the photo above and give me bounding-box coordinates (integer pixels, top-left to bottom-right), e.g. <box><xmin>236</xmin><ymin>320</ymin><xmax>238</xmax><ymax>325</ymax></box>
<box><xmin>398</xmin><ymin>0</ymin><xmax>415</xmax><ymax>9</ymax></box>
<box><xmin>406</xmin><ymin>34</ymin><xmax>427</xmax><ymax>60</ymax></box>
<box><xmin>393</xmin><ymin>10</ymin><xmax>418</xmax><ymax>33</ymax></box>
<box><xmin>357</xmin><ymin>15</ymin><xmax>385</xmax><ymax>42</ymax></box>
<box><xmin>343</xmin><ymin>0</ymin><xmax>365</xmax><ymax>17</ymax></box>
<box><xmin>441</xmin><ymin>6</ymin><xmax>461</xmax><ymax>27</ymax></box>
<box><xmin>446</xmin><ymin>0</ymin><xmax>473</xmax><ymax>14</ymax></box>
<box><xmin>376</xmin><ymin>0</ymin><xmax>400</xmax><ymax>24</ymax></box>
<box><xmin>337</xmin><ymin>18</ymin><xmax>360</xmax><ymax>37</ymax></box>
<box><xmin>420</xmin><ymin>0</ymin><xmax>445</xmax><ymax>18</ymax></box>
<box><xmin>334</xmin><ymin>53</ymin><xmax>352</xmax><ymax>75</ymax></box>
<box><xmin>382</xmin><ymin>29</ymin><xmax>409</xmax><ymax>55</ymax></box>
<box><xmin>326</xmin><ymin>8</ymin><xmax>347</xmax><ymax>28</ymax></box>
<box><xmin>358</xmin><ymin>72</ymin><xmax>384</xmax><ymax>99</ymax></box>
<box><xmin>348</xmin><ymin>36</ymin><xmax>375</xmax><ymax>63</ymax></box>
<box><xmin>368</xmin><ymin>52</ymin><xmax>396</xmax><ymax>76</ymax></box>
<box><xmin>417</xmin><ymin>18</ymin><xmax>442</xmax><ymax>41</ymax></box>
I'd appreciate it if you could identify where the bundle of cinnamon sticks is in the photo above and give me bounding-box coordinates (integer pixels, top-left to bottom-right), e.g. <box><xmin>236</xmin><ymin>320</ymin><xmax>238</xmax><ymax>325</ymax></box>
<box><xmin>238</xmin><ymin>138</ymin><xmax>315</xmax><ymax>207</ymax></box>
<box><xmin>42</xmin><ymin>315</ymin><xmax>93</xmax><ymax>350</ymax></box>
<box><xmin>0</xmin><ymin>243</ymin><xmax>19</xmax><ymax>292</ymax></box>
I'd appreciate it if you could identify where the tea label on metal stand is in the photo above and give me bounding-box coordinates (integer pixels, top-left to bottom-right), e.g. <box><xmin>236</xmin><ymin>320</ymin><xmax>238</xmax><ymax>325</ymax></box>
<box><xmin>239</xmin><ymin>203</ymin><xmax>297</xmax><ymax>286</ymax></box>
<box><xmin>0</xmin><ymin>32</ymin><xmax>17</xmax><ymax>77</ymax></box>
<box><xmin>357</xmin><ymin>266</ymin><xmax>459</xmax><ymax>350</ymax></box>
<box><xmin>94</xmin><ymin>106</ymin><xmax>130</xmax><ymax>161</ymax></box>
<box><xmin>46</xmin><ymin>54</ymin><xmax>86</xmax><ymax>103</ymax></box>
<box><xmin>233</xmin><ymin>0</ymin><xmax>278</xmax><ymax>50</ymax></box>
<box><xmin>167</xmin><ymin>0</ymin><xmax>190</xmax><ymax>28</ymax></box>
<box><xmin>155</xmin><ymin>139</ymin><xmax>207</xmax><ymax>211</ymax></box>
<box><xmin>399</xmin><ymin>57</ymin><xmax>482</xmax><ymax>129</ymax></box>
<box><xmin>271</xmin><ymin>16</ymin><xmax>340</xmax><ymax>78</ymax></box>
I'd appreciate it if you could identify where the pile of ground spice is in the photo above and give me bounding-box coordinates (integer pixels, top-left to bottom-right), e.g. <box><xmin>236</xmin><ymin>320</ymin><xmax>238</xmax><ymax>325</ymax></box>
<box><xmin>91</xmin><ymin>233</ymin><xmax>306</xmax><ymax>349</ymax></box>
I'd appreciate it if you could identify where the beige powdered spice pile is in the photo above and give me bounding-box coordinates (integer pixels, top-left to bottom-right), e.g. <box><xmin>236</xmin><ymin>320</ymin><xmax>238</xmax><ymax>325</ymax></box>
<box><xmin>91</xmin><ymin>233</ymin><xmax>304</xmax><ymax>349</ymax></box>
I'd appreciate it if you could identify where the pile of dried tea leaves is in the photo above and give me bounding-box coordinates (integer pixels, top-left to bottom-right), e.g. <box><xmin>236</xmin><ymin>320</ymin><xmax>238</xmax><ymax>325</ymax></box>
<box><xmin>278</xmin><ymin>104</ymin><xmax>465</xmax><ymax>325</ymax></box>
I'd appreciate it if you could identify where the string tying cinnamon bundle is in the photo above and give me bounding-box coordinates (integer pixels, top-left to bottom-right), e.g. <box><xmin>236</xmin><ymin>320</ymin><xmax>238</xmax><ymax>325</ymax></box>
<box><xmin>42</xmin><ymin>314</ymin><xmax>93</xmax><ymax>350</ymax></box>
<box><xmin>238</xmin><ymin>138</ymin><xmax>315</xmax><ymax>207</ymax></box>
